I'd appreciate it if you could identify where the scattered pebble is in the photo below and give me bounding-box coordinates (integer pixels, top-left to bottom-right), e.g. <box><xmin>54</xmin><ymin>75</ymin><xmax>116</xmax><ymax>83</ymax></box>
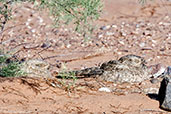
<box><xmin>106</xmin><ymin>31</ymin><xmax>114</xmax><ymax>36</ymax></box>
<box><xmin>31</xmin><ymin>29</ymin><xmax>36</xmax><ymax>33</ymax></box>
<box><xmin>98</xmin><ymin>87</ymin><xmax>111</xmax><ymax>92</ymax></box>
<box><xmin>111</xmin><ymin>24</ymin><xmax>117</xmax><ymax>28</ymax></box>
<box><xmin>118</xmin><ymin>41</ymin><xmax>125</xmax><ymax>45</ymax></box>
<box><xmin>38</xmin><ymin>17</ymin><xmax>43</xmax><ymax>23</ymax></box>
<box><xmin>139</xmin><ymin>42</ymin><xmax>145</xmax><ymax>47</ymax></box>
<box><xmin>120</xmin><ymin>31</ymin><xmax>127</xmax><ymax>36</ymax></box>
<box><xmin>27</xmin><ymin>25</ymin><xmax>32</xmax><ymax>29</ymax></box>
<box><xmin>98</xmin><ymin>34</ymin><xmax>103</xmax><ymax>38</ymax></box>
<box><xmin>100</xmin><ymin>25</ymin><xmax>111</xmax><ymax>30</ymax></box>
<box><xmin>41</xmin><ymin>42</ymin><xmax>50</xmax><ymax>48</ymax></box>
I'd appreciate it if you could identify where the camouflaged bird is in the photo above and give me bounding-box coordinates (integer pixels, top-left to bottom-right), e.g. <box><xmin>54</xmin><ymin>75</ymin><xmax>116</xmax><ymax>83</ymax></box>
<box><xmin>21</xmin><ymin>59</ymin><xmax>52</xmax><ymax>78</ymax></box>
<box><xmin>67</xmin><ymin>54</ymin><xmax>150</xmax><ymax>83</ymax></box>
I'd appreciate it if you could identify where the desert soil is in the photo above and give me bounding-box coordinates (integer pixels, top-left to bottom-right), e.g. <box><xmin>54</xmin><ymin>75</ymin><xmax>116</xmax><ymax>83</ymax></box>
<box><xmin>0</xmin><ymin>0</ymin><xmax>171</xmax><ymax>113</ymax></box>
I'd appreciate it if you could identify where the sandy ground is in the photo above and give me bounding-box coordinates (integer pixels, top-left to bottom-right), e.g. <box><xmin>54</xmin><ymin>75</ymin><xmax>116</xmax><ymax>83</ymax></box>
<box><xmin>0</xmin><ymin>0</ymin><xmax>171</xmax><ymax>113</ymax></box>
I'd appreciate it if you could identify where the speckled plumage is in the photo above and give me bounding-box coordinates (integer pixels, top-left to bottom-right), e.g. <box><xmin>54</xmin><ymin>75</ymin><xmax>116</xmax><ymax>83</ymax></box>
<box><xmin>74</xmin><ymin>54</ymin><xmax>150</xmax><ymax>83</ymax></box>
<box><xmin>21</xmin><ymin>59</ymin><xmax>52</xmax><ymax>78</ymax></box>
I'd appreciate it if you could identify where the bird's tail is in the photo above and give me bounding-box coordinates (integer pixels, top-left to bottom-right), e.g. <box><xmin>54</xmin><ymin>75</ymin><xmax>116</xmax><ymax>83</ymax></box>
<box><xmin>74</xmin><ymin>67</ymin><xmax>103</xmax><ymax>77</ymax></box>
<box><xmin>57</xmin><ymin>67</ymin><xmax>103</xmax><ymax>78</ymax></box>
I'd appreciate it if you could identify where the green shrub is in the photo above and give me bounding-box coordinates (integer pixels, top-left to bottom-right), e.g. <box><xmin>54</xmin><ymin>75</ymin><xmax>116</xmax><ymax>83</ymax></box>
<box><xmin>0</xmin><ymin>54</ymin><xmax>7</xmax><ymax>64</ymax></box>
<box><xmin>57</xmin><ymin>63</ymin><xmax>77</xmax><ymax>90</ymax></box>
<box><xmin>0</xmin><ymin>53</ymin><xmax>24</xmax><ymax>77</ymax></box>
<box><xmin>0</xmin><ymin>61</ymin><xmax>23</xmax><ymax>77</ymax></box>
<box><xmin>0</xmin><ymin>0</ymin><xmax>103</xmax><ymax>38</ymax></box>
<box><xmin>40</xmin><ymin>0</ymin><xmax>102</xmax><ymax>36</ymax></box>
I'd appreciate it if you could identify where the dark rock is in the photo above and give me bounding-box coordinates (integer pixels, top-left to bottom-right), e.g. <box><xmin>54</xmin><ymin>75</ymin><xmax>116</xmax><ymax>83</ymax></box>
<box><xmin>158</xmin><ymin>73</ymin><xmax>171</xmax><ymax>111</ymax></box>
<box><xmin>41</xmin><ymin>42</ymin><xmax>51</xmax><ymax>48</ymax></box>
<box><xmin>41</xmin><ymin>43</ymin><xmax>48</xmax><ymax>48</ymax></box>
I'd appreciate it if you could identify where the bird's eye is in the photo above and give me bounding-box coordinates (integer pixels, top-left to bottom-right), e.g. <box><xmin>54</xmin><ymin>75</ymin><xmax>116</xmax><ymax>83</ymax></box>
<box><xmin>129</xmin><ymin>59</ymin><xmax>132</xmax><ymax>62</ymax></box>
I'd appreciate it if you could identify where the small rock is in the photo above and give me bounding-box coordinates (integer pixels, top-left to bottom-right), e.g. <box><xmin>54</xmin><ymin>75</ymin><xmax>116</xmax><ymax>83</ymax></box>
<box><xmin>41</xmin><ymin>42</ymin><xmax>50</xmax><ymax>48</ymax></box>
<box><xmin>159</xmin><ymin>22</ymin><xmax>163</xmax><ymax>25</ymax></box>
<box><xmin>27</xmin><ymin>18</ymin><xmax>32</xmax><ymax>22</ymax></box>
<box><xmin>120</xmin><ymin>31</ymin><xmax>127</xmax><ymax>36</ymax></box>
<box><xmin>160</xmin><ymin>48</ymin><xmax>165</xmax><ymax>51</ymax></box>
<box><xmin>139</xmin><ymin>42</ymin><xmax>145</xmax><ymax>47</ymax></box>
<box><xmin>98</xmin><ymin>34</ymin><xmax>103</xmax><ymax>38</ymax></box>
<box><xmin>157</xmin><ymin>56</ymin><xmax>161</xmax><ymax>59</ymax></box>
<box><xmin>151</xmin><ymin>40</ymin><xmax>157</xmax><ymax>44</ymax></box>
<box><xmin>106</xmin><ymin>31</ymin><xmax>114</xmax><ymax>36</ymax></box>
<box><xmin>25</xmin><ymin>22</ymin><xmax>29</xmax><ymax>26</ymax></box>
<box><xmin>31</xmin><ymin>29</ymin><xmax>36</xmax><ymax>33</ymax></box>
<box><xmin>118</xmin><ymin>41</ymin><xmax>125</xmax><ymax>45</ymax></box>
<box><xmin>111</xmin><ymin>24</ymin><xmax>117</xmax><ymax>28</ymax></box>
<box><xmin>135</xmin><ymin>24</ymin><xmax>140</xmax><ymax>28</ymax></box>
<box><xmin>100</xmin><ymin>25</ymin><xmax>111</xmax><ymax>30</ymax></box>
<box><xmin>98</xmin><ymin>87</ymin><xmax>111</xmax><ymax>92</ymax></box>
<box><xmin>27</xmin><ymin>25</ymin><xmax>32</xmax><ymax>29</ymax></box>
<box><xmin>38</xmin><ymin>17</ymin><xmax>43</xmax><ymax>23</ymax></box>
<box><xmin>117</xmin><ymin>52</ymin><xmax>122</xmax><ymax>55</ymax></box>
<box><xmin>66</xmin><ymin>44</ymin><xmax>71</xmax><ymax>48</ymax></box>
<box><xmin>141</xmin><ymin>47</ymin><xmax>152</xmax><ymax>51</ymax></box>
